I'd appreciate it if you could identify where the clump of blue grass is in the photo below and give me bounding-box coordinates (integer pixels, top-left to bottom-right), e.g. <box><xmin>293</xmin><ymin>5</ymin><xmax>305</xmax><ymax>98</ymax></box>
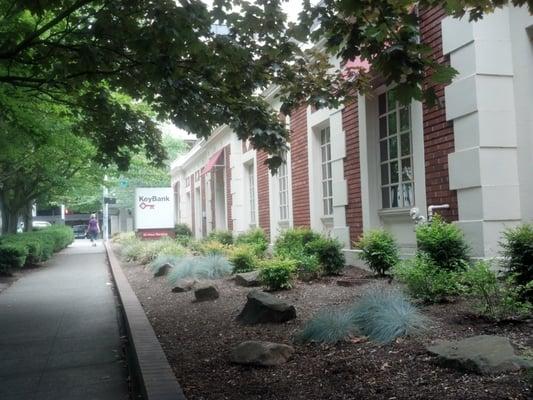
<box><xmin>349</xmin><ymin>285</ymin><xmax>429</xmax><ymax>344</ymax></box>
<box><xmin>167</xmin><ymin>254</ymin><xmax>233</xmax><ymax>285</ymax></box>
<box><xmin>296</xmin><ymin>308</ymin><xmax>356</xmax><ymax>344</ymax></box>
<box><xmin>148</xmin><ymin>254</ymin><xmax>183</xmax><ymax>275</ymax></box>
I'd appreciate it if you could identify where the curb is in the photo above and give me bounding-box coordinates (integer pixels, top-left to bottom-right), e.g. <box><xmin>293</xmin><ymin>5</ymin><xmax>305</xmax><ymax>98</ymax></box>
<box><xmin>105</xmin><ymin>242</ymin><xmax>186</xmax><ymax>400</ymax></box>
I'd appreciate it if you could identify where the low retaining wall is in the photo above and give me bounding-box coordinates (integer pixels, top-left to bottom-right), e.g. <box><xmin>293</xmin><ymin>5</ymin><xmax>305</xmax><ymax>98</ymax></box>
<box><xmin>105</xmin><ymin>242</ymin><xmax>186</xmax><ymax>400</ymax></box>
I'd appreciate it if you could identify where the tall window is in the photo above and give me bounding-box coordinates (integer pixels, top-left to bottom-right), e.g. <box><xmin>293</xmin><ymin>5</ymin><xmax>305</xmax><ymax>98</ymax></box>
<box><xmin>378</xmin><ymin>90</ymin><xmax>414</xmax><ymax>209</ymax></box>
<box><xmin>247</xmin><ymin>164</ymin><xmax>256</xmax><ymax>225</ymax></box>
<box><xmin>278</xmin><ymin>159</ymin><xmax>289</xmax><ymax>221</ymax></box>
<box><xmin>320</xmin><ymin>127</ymin><xmax>333</xmax><ymax>216</ymax></box>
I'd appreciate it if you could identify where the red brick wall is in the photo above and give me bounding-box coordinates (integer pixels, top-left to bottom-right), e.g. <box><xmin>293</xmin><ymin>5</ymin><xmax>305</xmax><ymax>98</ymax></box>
<box><xmin>256</xmin><ymin>150</ymin><xmax>271</xmax><ymax>238</ymax></box>
<box><xmin>420</xmin><ymin>7</ymin><xmax>458</xmax><ymax>221</ymax></box>
<box><xmin>290</xmin><ymin>104</ymin><xmax>311</xmax><ymax>227</ymax></box>
<box><xmin>200</xmin><ymin>174</ymin><xmax>206</xmax><ymax>236</ymax></box>
<box><xmin>224</xmin><ymin>145</ymin><xmax>233</xmax><ymax>231</ymax></box>
<box><xmin>343</xmin><ymin>100</ymin><xmax>363</xmax><ymax>244</ymax></box>
<box><xmin>189</xmin><ymin>174</ymin><xmax>195</xmax><ymax>235</ymax></box>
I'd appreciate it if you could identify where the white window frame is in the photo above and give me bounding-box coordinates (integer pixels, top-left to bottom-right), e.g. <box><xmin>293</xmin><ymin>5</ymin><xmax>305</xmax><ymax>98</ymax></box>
<box><xmin>378</xmin><ymin>89</ymin><xmax>415</xmax><ymax>209</ymax></box>
<box><xmin>278</xmin><ymin>158</ymin><xmax>289</xmax><ymax>222</ymax></box>
<box><xmin>319</xmin><ymin>126</ymin><xmax>333</xmax><ymax>216</ymax></box>
<box><xmin>247</xmin><ymin>163</ymin><xmax>256</xmax><ymax>226</ymax></box>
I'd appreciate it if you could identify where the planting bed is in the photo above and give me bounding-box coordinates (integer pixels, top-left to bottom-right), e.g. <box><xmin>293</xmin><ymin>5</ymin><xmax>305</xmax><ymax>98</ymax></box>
<box><xmin>120</xmin><ymin>255</ymin><xmax>532</xmax><ymax>400</ymax></box>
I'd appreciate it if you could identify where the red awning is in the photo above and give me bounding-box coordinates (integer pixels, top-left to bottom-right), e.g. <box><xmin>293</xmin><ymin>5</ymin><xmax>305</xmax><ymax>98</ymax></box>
<box><xmin>201</xmin><ymin>148</ymin><xmax>225</xmax><ymax>176</ymax></box>
<box><xmin>342</xmin><ymin>57</ymin><xmax>371</xmax><ymax>79</ymax></box>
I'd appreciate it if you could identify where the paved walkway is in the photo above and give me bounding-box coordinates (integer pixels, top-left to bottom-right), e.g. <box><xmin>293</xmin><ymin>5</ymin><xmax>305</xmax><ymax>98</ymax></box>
<box><xmin>0</xmin><ymin>240</ymin><xmax>130</xmax><ymax>400</ymax></box>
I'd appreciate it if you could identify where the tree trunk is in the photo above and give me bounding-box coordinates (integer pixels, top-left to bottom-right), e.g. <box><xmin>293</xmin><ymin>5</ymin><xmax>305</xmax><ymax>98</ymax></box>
<box><xmin>6</xmin><ymin>211</ymin><xmax>19</xmax><ymax>234</ymax></box>
<box><xmin>23</xmin><ymin>201</ymin><xmax>33</xmax><ymax>232</ymax></box>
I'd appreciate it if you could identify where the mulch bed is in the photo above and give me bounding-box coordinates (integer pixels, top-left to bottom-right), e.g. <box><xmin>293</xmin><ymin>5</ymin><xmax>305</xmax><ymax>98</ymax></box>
<box><xmin>119</xmin><ymin>254</ymin><xmax>532</xmax><ymax>400</ymax></box>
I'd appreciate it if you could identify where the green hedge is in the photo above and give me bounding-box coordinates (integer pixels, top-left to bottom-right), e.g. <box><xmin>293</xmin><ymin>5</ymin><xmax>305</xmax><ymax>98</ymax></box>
<box><xmin>0</xmin><ymin>226</ymin><xmax>74</xmax><ymax>272</ymax></box>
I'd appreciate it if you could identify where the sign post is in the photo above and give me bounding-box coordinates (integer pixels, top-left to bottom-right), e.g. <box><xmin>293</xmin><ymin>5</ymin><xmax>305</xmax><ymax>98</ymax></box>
<box><xmin>134</xmin><ymin>187</ymin><xmax>175</xmax><ymax>239</ymax></box>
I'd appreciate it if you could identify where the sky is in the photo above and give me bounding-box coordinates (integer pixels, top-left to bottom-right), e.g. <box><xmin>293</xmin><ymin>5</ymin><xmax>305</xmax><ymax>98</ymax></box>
<box><xmin>163</xmin><ymin>0</ymin><xmax>306</xmax><ymax>140</ymax></box>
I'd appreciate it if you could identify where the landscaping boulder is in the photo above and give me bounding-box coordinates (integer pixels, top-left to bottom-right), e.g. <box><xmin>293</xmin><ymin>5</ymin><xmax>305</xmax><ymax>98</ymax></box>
<box><xmin>237</xmin><ymin>290</ymin><xmax>296</xmax><ymax>325</ymax></box>
<box><xmin>230</xmin><ymin>341</ymin><xmax>294</xmax><ymax>367</ymax></box>
<box><xmin>194</xmin><ymin>283</ymin><xmax>219</xmax><ymax>302</ymax></box>
<box><xmin>153</xmin><ymin>263</ymin><xmax>172</xmax><ymax>278</ymax></box>
<box><xmin>172</xmin><ymin>280</ymin><xmax>197</xmax><ymax>293</ymax></box>
<box><xmin>234</xmin><ymin>270</ymin><xmax>261</xmax><ymax>287</ymax></box>
<box><xmin>426</xmin><ymin>335</ymin><xmax>533</xmax><ymax>375</ymax></box>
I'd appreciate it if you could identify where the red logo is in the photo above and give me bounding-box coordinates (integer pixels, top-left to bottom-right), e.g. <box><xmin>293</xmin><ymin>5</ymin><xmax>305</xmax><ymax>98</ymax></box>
<box><xmin>139</xmin><ymin>202</ymin><xmax>155</xmax><ymax>210</ymax></box>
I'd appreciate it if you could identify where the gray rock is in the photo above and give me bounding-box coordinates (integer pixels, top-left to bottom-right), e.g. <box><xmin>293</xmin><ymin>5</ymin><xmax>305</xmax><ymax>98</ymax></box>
<box><xmin>234</xmin><ymin>270</ymin><xmax>261</xmax><ymax>287</ymax></box>
<box><xmin>230</xmin><ymin>341</ymin><xmax>294</xmax><ymax>367</ymax></box>
<box><xmin>427</xmin><ymin>335</ymin><xmax>533</xmax><ymax>375</ymax></box>
<box><xmin>153</xmin><ymin>263</ymin><xmax>172</xmax><ymax>277</ymax></box>
<box><xmin>172</xmin><ymin>280</ymin><xmax>197</xmax><ymax>293</ymax></box>
<box><xmin>237</xmin><ymin>290</ymin><xmax>296</xmax><ymax>325</ymax></box>
<box><xmin>194</xmin><ymin>283</ymin><xmax>219</xmax><ymax>302</ymax></box>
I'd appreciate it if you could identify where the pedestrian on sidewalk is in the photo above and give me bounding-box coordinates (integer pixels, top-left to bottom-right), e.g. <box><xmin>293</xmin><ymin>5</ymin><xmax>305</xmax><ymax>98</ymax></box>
<box><xmin>86</xmin><ymin>213</ymin><xmax>100</xmax><ymax>246</ymax></box>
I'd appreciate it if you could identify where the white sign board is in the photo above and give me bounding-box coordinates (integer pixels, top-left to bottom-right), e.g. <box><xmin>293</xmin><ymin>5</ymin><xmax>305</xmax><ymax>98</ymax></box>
<box><xmin>134</xmin><ymin>187</ymin><xmax>175</xmax><ymax>230</ymax></box>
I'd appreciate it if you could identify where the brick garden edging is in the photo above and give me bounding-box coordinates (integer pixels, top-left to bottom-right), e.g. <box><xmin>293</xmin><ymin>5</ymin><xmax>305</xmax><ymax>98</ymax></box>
<box><xmin>105</xmin><ymin>242</ymin><xmax>186</xmax><ymax>400</ymax></box>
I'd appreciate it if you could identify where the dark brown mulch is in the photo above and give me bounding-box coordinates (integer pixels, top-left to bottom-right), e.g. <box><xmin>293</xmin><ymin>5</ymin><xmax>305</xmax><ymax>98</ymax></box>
<box><xmin>120</xmin><ymin>257</ymin><xmax>532</xmax><ymax>400</ymax></box>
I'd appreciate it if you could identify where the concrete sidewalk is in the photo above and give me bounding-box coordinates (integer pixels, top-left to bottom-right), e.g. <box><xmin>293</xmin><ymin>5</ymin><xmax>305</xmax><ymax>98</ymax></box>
<box><xmin>0</xmin><ymin>239</ymin><xmax>130</xmax><ymax>400</ymax></box>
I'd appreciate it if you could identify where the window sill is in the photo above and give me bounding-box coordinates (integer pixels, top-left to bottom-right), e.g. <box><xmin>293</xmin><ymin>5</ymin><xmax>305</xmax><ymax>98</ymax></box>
<box><xmin>378</xmin><ymin>208</ymin><xmax>411</xmax><ymax>218</ymax></box>
<box><xmin>278</xmin><ymin>220</ymin><xmax>290</xmax><ymax>227</ymax></box>
<box><xmin>320</xmin><ymin>216</ymin><xmax>334</xmax><ymax>224</ymax></box>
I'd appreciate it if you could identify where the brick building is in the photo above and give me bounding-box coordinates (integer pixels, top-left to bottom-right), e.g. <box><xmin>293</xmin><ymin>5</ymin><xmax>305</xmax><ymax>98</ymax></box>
<box><xmin>171</xmin><ymin>6</ymin><xmax>533</xmax><ymax>263</ymax></box>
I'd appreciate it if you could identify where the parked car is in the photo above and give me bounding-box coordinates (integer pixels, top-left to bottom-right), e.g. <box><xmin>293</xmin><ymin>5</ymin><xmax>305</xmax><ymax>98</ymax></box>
<box><xmin>32</xmin><ymin>221</ymin><xmax>52</xmax><ymax>230</ymax></box>
<box><xmin>73</xmin><ymin>224</ymin><xmax>88</xmax><ymax>239</ymax></box>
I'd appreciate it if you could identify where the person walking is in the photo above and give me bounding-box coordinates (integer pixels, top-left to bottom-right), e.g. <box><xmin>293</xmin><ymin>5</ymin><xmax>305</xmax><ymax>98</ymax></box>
<box><xmin>86</xmin><ymin>213</ymin><xmax>100</xmax><ymax>246</ymax></box>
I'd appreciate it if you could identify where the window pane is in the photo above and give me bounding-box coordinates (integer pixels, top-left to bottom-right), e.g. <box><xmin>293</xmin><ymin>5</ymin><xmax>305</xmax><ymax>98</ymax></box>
<box><xmin>328</xmin><ymin>180</ymin><xmax>333</xmax><ymax>196</ymax></box>
<box><xmin>391</xmin><ymin>185</ymin><xmax>399</xmax><ymax>208</ymax></box>
<box><xmin>379</xmin><ymin>117</ymin><xmax>387</xmax><ymax>139</ymax></box>
<box><xmin>328</xmin><ymin>198</ymin><xmax>333</xmax><ymax>215</ymax></box>
<box><xmin>389</xmin><ymin>136</ymin><xmax>398</xmax><ymax>159</ymax></box>
<box><xmin>400</xmin><ymin>133</ymin><xmax>411</xmax><ymax>157</ymax></box>
<box><xmin>388</xmin><ymin>112</ymin><xmax>397</xmax><ymax>135</ymax></box>
<box><xmin>322</xmin><ymin>164</ymin><xmax>327</xmax><ymax>179</ymax></box>
<box><xmin>321</xmin><ymin>146</ymin><xmax>327</xmax><ymax>163</ymax></box>
<box><xmin>402</xmin><ymin>157</ymin><xmax>412</xmax><ymax>181</ymax></box>
<box><xmin>381</xmin><ymin>187</ymin><xmax>390</xmax><ymax>208</ymax></box>
<box><xmin>379</xmin><ymin>93</ymin><xmax>386</xmax><ymax>115</ymax></box>
<box><xmin>400</xmin><ymin>108</ymin><xmax>410</xmax><ymax>131</ymax></box>
<box><xmin>327</xmin><ymin>163</ymin><xmax>332</xmax><ymax>179</ymax></box>
<box><xmin>387</xmin><ymin>89</ymin><xmax>396</xmax><ymax>111</ymax></box>
<box><xmin>402</xmin><ymin>183</ymin><xmax>414</xmax><ymax>207</ymax></box>
<box><xmin>327</xmin><ymin>144</ymin><xmax>331</xmax><ymax>161</ymax></box>
<box><xmin>380</xmin><ymin>140</ymin><xmax>388</xmax><ymax>161</ymax></box>
<box><xmin>323</xmin><ymin>199</ymin><xmax>328</xmax><ymax>215</ymax></box>
<box><xmin>390</xmin><ymin>161</ymin><xmax>399</xmax><ymax>183</ymax></box>
<box><xmin>381</xmin><ymin>164</ymin><xmax>389</xmax><ymax>185</ymax></box>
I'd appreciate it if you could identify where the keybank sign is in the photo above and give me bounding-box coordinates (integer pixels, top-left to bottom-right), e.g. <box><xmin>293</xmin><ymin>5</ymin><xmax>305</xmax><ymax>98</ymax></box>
<box><xmin>135</xmin><ymin>187</ymin><xmax>174</xmax><ymax>230</ymax></box>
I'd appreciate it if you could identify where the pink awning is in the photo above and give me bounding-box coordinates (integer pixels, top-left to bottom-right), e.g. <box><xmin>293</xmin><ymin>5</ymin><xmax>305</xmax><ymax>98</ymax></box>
<box><xmin>201</xmin><ymin>148</ymin><xmax>225</xmax><ymax>176</ymax></box>
<box><xmin>342</xmin><ymin>57</ymin><xmax>371</xmax><ymax>79</ymax></box>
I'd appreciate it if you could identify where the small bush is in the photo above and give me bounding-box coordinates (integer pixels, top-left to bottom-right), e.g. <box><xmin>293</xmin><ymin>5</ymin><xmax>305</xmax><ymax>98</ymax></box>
<box><xmin>349</xmin><ymin>286</ymin><xmax>429</xmax><ymax>343</ymax></box>
<box><xmin>393</xmin><ymin>254</ymin><xmax>461</xmax><ymax>303</ymax></box>
<box><xmin>357</xmin><ymin>229</ymin><xmax>399</xmax><ymax>276</ymax></box>
<box><xmin>111</xmin><ymin>232</ymin><xmax>136</xmax><ymax>245</ymax></box>
<box><xmin>307</xmin><ymin>236</ymin><xmax>345</xmax><ymax>275</ymax></box>
<box><xmin>296</xmin><ymin>308</ymin><xmax>356</xmax><ymax>344</ymax></box>
<box><xmin>199</xmin><ymin>240</ymin><xmax>232</xmax><ymax>256</ymax></box>
<box><xmin>235</xmin><ymin>228</ymin><xmax>269</xmax><ymax>256</ymax></box>
<box><xmin>175</xmin><ymin>223</ymin><xmax>193</xmax><ymax>237</ymax></box>
<box><xmin>122</xmin><ymin>238</ymin><xmax>185</xmax><ymax>264</ymax></box>
<box><xmin>176</xmin><ymin>234</ymin><xmax>192</xmax><ymax>247</ymax></box>
<box><xmin>0</xmin><ymin>243</ymin><xmax>28</xmax><ymax>273</ymax></box>
<box><xmin>461</xmin><ymin>261</ymin><xmax>532</xmax><ymax>320</ymax></box>
<box><xmin>167</xmin><ymin>254</ymin><xmax>233</xmax><ymax>285</ymax></box>
<box><xmin>207</xmin><ymin>230</ymin><xmax>233</xmax><ymax>245</ymax></box>
<box><xmin>500</xmin><ymin>224</ymin><xmax>533</xmax><ymax>301</ymax></box>
<box><xmin>274</xmin><ymin>227</ymin><xmax>320</xmax><ymax>259</ymax></box>
<box><xmin>259</xmin><ymin>257</ymin><xmax>297</xmax><ymax>290</ymax></box>
<box><xmin>294</xmin><ymin>251</ymin><xmax>321</xmax><ymax>280</ymax></box>
<box><xmin>229</xmin><ymin>245</ymin><xmax>258</xmax><ymax>273</ymax></box>
<box><xmin>416</xmin><ymin>215</ymin><xmax>470</xmax><ymax>271</ymax></box>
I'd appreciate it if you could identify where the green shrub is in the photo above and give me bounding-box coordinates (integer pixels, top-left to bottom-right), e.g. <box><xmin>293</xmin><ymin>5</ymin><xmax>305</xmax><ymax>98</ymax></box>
<box><xmin>235</xmin><ymin>228</ymin><xmax>269</xmax><ymax>256</ymax></box>
<box><xmin>176</xmin><ymin>234</ymin><xmax>192</xmax><ymax>247</ymax></box>
<box><xmin>229</xmin><ymin>245</ymin><xmax>258</xmax><ymax>273</ymax></box>
<box><xmin>199</xmin><ymin>240</ymin><xmax>232</xmax><ymax>256</ymax></box>
<box><xmin>357</xmin><ymin>229</ymin><xmax>399</xmax><ymax>276</ymax></box>
<box><xmin>349</xmin><ymin>286</ymin><xmax>429</xmax><ymax>343</ymax></box>
<box><xmin>297</xmin><ymin>308</ymin><xmax>356</xmax><ymax>344</ymax></box>
<box><xmin>121</xmin><ymin>238</ymin><xmax>185</xmax><ymax>264</ymax></box>
<box><xmin>415</xmin><ymin>215</ymin><xmax>470</xmax><ymax>271</ymax></box>
<box><xmin>393</xmin><ymin>253</ymin><xmax>461</xmax><ymax>303</ymax></box>
<box><xmin>0</xmin><ymin>243</ymin><xmax>28</xmax><ymax>273</ymax></box>
<box><xmin>111</xmin><ymin>232</ymin><xmax>136</xmax><ymax>245</ymax></box>
<box><xmin>175</xmin><ymin>223</ymin><xmax>193</xmax><ymax>237</ymax></box>
<box><xmin>500</xmin><ymin>224</ymin><xmax>533</xmax><ymax>301</ymax></box>
<box><xmin>207</xmin><ymin>230</ymin><xmax>233</xmax><ymax>245</ymax></box>
<box><xmin>167</xmin><ymin>254</ymin><xmax>233</xmax><ymax>285</ymax></box>
<box><xmin>274</xmin><ymin>227</ymin><xmax>320</xmax><ymax>259</ymax></box>
<box><xmin>461</xmin><ymin>261</ymin><xmax>532</xmax><ymax>320</ymax></box>
<box><xmin>307</xmin><ymin>236</ymin><xmax>345</xmax><ymax>275</ymax></box>
<box><xmin>294</xmin><ymin>251</ymin><xmax>321</xmax><ymax>280</ymax></box>
<box><xmin>259</xmin><ymin>257</ymin><xmax>297</xmax><ymax>290</ymax></box>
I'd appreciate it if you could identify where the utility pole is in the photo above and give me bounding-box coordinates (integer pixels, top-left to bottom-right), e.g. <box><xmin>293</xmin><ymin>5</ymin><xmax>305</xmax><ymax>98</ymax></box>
<box><xmin>103</xmin><ymin>175</ymin><xmax>109</xmax><ymax>241</ymax></box>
